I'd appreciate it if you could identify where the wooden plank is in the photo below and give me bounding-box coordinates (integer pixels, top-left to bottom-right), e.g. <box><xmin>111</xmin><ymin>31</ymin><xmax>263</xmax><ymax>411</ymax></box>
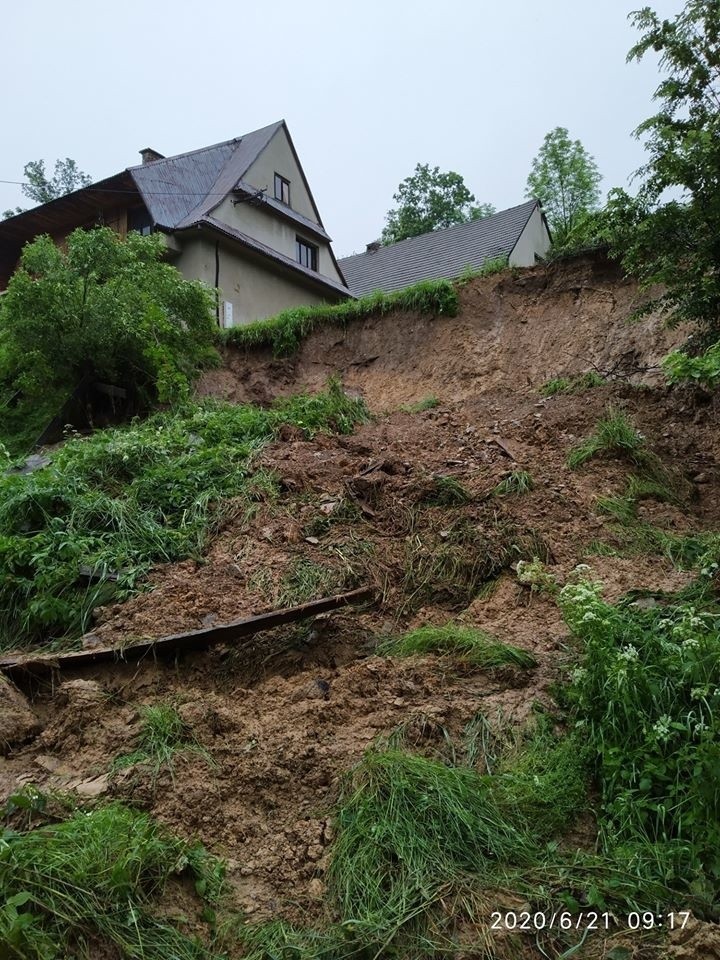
<box><xmin>0</xmin><ymin>587</ymin><xmax>374</xmax><ymax>679</ymax></box>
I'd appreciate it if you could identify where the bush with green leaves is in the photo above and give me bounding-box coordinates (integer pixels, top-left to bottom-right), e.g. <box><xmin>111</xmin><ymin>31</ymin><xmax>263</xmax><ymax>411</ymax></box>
<box><xmin>560</xmin><ymin>574</ymin><xmax>720</xmax><ymax>905</ymax></box>
<box><xmin>0</xmin><ymin>381</ymin><xmax>368</xmax><ymax>651</ymax></box>
<box><xmin>663</xmin><ymin>340</ymin><xmax>720</xmax><ymax>391</ymax></box>
<box><xmin>0</xmin><ymin>801</ymin><xmax>223</xmax><ymax>959</ymax></box>
<box><xmin>0</xmin><ymin>227</ymin><xmax>218</xmax><ymax>416</ymax></box>
<box><xmin>221</xmin><ymin>278</ymin><xmax>458</xmax><ymax>356</ymax></box>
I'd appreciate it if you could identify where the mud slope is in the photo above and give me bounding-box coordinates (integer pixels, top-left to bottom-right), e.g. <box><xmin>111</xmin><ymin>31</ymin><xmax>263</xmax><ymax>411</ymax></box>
<box><xmin>199</xmin><ymin>253</ymin><xmax>685</xmax><ymax>409</ymax></box>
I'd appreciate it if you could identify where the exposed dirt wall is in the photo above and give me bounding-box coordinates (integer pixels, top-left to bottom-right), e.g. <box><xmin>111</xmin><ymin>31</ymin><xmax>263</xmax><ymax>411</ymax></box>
<box><xmin>199</xmin><ymin>253</ymin><xmax>684</xmax><ymax>410</ymax></box>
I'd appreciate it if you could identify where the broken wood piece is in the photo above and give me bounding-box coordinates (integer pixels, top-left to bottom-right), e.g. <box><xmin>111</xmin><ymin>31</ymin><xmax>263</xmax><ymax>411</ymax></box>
<box><xmin>0</xmin><ymin>586</ymin><xmax>375</xmax><ymax>680</ymax></box>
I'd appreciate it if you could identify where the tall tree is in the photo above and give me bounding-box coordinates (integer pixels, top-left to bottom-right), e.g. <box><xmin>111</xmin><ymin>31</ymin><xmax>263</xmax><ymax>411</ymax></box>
<box><xmin>382</xmin><ymin>163</ymin><xmax>494</xmax><ymax>245</ymax></box>
<box><xmin>526</xmin><ymin>127</ymin><xmax>602</xmax><ymax>240</ymax></box>
<box><xmin>3</xmin><ymin>158</ymin><xmax>92</xmax><ymax>218</ymax></box>
<box><xmin>604</xmin><ymin>0</ymin><xmax>720</xmax><ymax>343</ymax></box>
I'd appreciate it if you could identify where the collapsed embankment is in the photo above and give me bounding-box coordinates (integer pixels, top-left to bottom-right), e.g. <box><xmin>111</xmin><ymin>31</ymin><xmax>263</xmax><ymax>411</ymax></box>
<box><xmin>200</xmin><ymin>253</ymin><xmax>683</xmax><ymax>409</ymax></box>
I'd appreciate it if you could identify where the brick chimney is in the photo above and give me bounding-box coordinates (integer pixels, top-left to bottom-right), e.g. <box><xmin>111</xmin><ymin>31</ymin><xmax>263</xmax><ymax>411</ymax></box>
<box><xmin>139</xmin><ymin>148</ymin><xmax>165</xmax><ymax>164</ymax></box>
<box><xmin>366</xmin><ymin>240</ymin><xmax>381</xmax><ymax>253</ymax></box>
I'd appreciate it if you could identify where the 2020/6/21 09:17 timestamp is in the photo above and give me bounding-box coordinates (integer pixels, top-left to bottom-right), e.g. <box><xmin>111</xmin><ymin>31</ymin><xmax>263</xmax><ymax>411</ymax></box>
<box><xmin>489</xmin><ymin>910</ymin><xmax>692</xmax><ymax>931</ymax></box>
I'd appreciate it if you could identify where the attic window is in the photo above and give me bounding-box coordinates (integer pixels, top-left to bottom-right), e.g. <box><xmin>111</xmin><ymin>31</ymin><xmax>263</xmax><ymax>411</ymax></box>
<box><xmin>296</xmin><ymin>237</ymin><xmax>318</xmax><ymax>271</ymax></box>
<box><xmin>274</xmin><ymin>173</ymin><xmax>290</xmax><ymax>206</ymax></box>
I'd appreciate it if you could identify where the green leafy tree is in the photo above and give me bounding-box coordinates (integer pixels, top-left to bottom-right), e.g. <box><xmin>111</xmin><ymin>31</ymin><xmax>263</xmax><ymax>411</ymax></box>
<box><xmin>382</xmin><ymin>163</ymin><xmax>495</xmax><ymax>244</ymax></box>
<box><xmin>2</xmin><ymin>157</ymin><xmax>92</xmax><ymax>218</ymax></box>
<box><xmin>604</xmin><ymin>1</ymin><xmax>720</xmax><ymax>345</ymax></box>
<box><xmin>526</xmin><ymin>127</ymin><xmax>602</xmax><ymax>241</ymax></box>
<box><xmin>0</xmin><ymin>227</ymin><xmax>218</xmax><ymax>406</ymax></box>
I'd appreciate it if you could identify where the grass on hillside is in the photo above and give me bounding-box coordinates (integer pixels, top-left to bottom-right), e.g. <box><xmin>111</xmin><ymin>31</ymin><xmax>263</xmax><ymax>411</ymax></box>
<box><xmin>567</xmin><ymin>406</ymin><xmax>663</xmax><ymax>474</ymax></box>
<box><xmin>400</xmin><ymin>395</ymin><xmax>440</xmax><ymax>413</ymax></box>
<box><xmin>112</xmin><ymin>702</ymin><xmax>213</xmax><ymax>779</ymax></box>
<box><xmin>380</xmin><ymin>622</ymin><xmax>537</xmax><ymax>669</ymax></box>
<box><xmin>0</xmin><ymin>380</ymin><xmax>368</xmax><ymax>652</ymax></box>
<box><xmin>419</xmin><ymin>474</ymin><xmax>472</xmax><ymax>506</ymax></box>
<box><xmin>492</xmin><ymin>469</ymin><xmax>534</xmax><ymax>497</ymax></box>
<box><xmin>541</xmin><ymin>371</ymin><xmax>605</xmax><ymax>397</ymax></box>
<box><xmin>0</xmin><ymin>801</ymin><xmax>223</xmax><ymax>960</ymax></box>
<box><xmin>221</xmin><ymin>278</ymin><xmax>458</xmax><ymax>357</ymax></box>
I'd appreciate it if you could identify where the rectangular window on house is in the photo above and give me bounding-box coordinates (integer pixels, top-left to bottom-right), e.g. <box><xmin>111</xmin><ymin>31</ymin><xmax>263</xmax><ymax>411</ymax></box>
<box><xmin>296</xmin><ymin>237</ymin><xmax>318</xmax><ymax>271</ymax></box>
<box><xmin>274</xmin><ymin>173</ymin><xmax>290</xmax><ymax>205</ymax></box>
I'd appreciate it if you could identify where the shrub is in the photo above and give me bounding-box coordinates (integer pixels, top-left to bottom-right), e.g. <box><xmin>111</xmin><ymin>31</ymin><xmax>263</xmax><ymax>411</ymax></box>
<box><xmin>663</xmin><ymin>342</ymin><xmax>720</xmax><ymax>391</ymax></box>
<box><xmin>221</xmin><ymin>278</ymin><xmax>458</xmax><ymax>356</ymax></box>
<box><xmin>0</xmin><ymin>228</ymin><xmax>217</xmax><ymax>411</ymax></box>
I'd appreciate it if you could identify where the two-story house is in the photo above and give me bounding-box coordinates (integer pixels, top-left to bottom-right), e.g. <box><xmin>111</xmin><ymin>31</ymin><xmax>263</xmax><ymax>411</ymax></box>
<box><xmin>0</xmin><ymin>121</ymin><xmax>350</xmax><ymax>325</ymax></box>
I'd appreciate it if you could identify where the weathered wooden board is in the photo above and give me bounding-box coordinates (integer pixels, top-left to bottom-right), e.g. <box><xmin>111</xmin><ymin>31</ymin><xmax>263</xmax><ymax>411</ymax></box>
<box><xmin>0</xmin><ymin>586</ymin><xmax>374</xmax><ymax>680</ymax></box>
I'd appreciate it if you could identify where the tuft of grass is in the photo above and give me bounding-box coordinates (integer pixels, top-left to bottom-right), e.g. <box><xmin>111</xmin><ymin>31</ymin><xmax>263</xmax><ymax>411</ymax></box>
<box><xmin>0</xmin><ymin>801</ymin><xmax>223</xmax><ymax>959</ymax></box>
<box><xmin>379</xmin><ymin>622</ymin><xmax>536</xmax><ymax>669</ymax></box>
<box><xmin>492</xmin><ymin>469</ymin><xmax>534</xmax><ymax>497</ymax></box>
<box><xmin>327</xmin><ymin>749</ymin><xmax>534</xmax><ymax>940</ymax></box>
<box><xmin>401</xmin><ymin>395</ymin><xmax>440</xmax><ymax>413</ymax></box>
<box><xmin>420</xmin><ymin>474</ymin><xmax>472</xmax><ymax>506</ymax></box>
<box><xmin>222</xmin><ymin>279</ymin><xmax>458</xmax><ymax>357</ymax></box>
<box><xmin>0</xmin><ymin>379</ymin><xmax>368</xmax><ymax>652</ymax></box>
<box><xmin>540</xmin><ymin>371</ymin><xmax>605</xmax><ymax>397</ymax></box>
<box><xmin>567</xmin><ymin>407</ymin><xmax>655</xmax><ymax>470</ymax></box>
<box><xmin>112</xmin><ymin>702</ymin><xmax>213</xmax><ymax>778</ymax></box>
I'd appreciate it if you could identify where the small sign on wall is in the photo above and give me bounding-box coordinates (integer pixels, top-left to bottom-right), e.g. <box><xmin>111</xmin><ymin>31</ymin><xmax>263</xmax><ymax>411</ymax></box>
<box><xmin>224</xmin><ymin>301</ymin><xmax>234</xmax><ymax>327</ymax></box>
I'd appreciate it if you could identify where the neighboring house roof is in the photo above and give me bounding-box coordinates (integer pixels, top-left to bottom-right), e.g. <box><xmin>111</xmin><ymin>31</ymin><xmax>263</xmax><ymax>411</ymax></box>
<box><xmin>339</xmin><ymin>200</ymin><xmax>541</xmax><ymax>296</ymax></box>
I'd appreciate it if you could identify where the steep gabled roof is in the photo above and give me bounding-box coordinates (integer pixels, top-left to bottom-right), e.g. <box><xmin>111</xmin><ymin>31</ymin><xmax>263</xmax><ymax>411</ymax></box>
<box><xmin>129</xmin><ymin>121</ymin><xmax>283</xmax><ymax>229</ymax></box>
<box><xmin>339</xmin><ymin>201</ymin><xmax>540</xmax><ymax>296</ymax></box>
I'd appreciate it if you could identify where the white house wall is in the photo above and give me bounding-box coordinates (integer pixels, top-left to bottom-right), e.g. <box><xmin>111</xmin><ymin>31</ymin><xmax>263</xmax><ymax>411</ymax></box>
<box><xmin>509</xmin><ymin>206</ymin><xmax>551</xmax><ymax>267</ymax></box>
<box><xmin>244</xmin><ymin>127</ymin><xmax>317</xmax><ymax>222</ymax></box>
<box><xmin>211</xmin><ymin>195</ymin><xmax>343</xmax><ymax>284</ymax></box>
<box><xmin>175</xmin><ymin>236</ymin><xmax>329</xmax><ymax>327</ymax></box>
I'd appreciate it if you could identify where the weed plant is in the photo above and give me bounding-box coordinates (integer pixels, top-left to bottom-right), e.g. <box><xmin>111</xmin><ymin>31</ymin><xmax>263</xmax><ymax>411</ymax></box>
<box><xmin>0</xmin><ymin>380</ymin><xmax>368</xmax><ymax>651</ymax></box>
<box><xmin>492</xmin><ymin>469</ymin><xmax>534</xmax><ymax>497</ymax></box>
<box><xmin>420</xmin><ymin>474</ymin><xmax>472</xmax><ymax>506</ymax></box>
<box><xmin>112</xmin><ymin>702</ymin><xmax>213</xmax><ymax>778</ymax></box>
<box><xmin>380</xmin><ymin>623</ymin><xmax>536</xmax><ymax>669</ymax></box>
<box><xmin>222</xmin><ymin>279</ymin><xmax>458</xmax><ymax>356</ymax></box>
<box><xmin>0</xmin><ymin>801</ymin><xmax>223</xmax><ymax>959</ymax></box>
<box><xmin>560</xmin><ymin>574</ymin><xmax>720</xmax><ymax>907</ymax></box>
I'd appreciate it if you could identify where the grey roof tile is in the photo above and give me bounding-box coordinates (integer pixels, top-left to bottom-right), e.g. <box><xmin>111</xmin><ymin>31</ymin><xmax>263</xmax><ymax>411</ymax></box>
<box><xmin>339</xmin><ymin>201</ymin><xmax>539</xmax><ymax>296</ymax></box>
<box><xmin>130</xmin><ymin>121</ymin><xmax>283</xmax><ymax>229</ymax></box>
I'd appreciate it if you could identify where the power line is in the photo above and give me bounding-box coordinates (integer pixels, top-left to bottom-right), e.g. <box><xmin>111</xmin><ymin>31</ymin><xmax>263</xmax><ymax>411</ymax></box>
<box><xmin>0</xmin><ymin>178</ymin><xmax>263</xmax><ymax>198</ymax></box>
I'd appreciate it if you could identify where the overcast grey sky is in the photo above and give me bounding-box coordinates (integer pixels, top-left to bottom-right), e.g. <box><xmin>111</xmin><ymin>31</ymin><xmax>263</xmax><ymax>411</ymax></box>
<box><xmin>1</xmin><ymin>0</ymin><xmax>679</xmax><ymax>257</ymax></box>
